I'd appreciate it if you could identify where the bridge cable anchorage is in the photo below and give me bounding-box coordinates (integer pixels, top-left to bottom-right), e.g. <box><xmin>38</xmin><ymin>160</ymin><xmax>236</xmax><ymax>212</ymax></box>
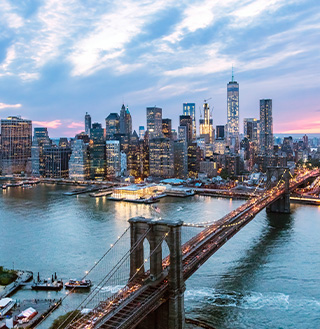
<box><xmin>68</xmin><ymin>231</ymin><xmax>170</xmax><ymax>329</ymax></box>
<box><xmin>35</xmin><ymin>226</ymin><xmax>131</xmax><ymax>328</ymax></box>
<box><xmin>62</xmin><ymin>227</ymin><xmax>152</xmax><ymax>329</ymax></box>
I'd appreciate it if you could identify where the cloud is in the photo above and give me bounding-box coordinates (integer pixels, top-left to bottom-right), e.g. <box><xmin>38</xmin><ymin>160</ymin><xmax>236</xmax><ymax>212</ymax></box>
<box><xmin>68</xmin><ymin>0</ymin><xmax>176</xmax><ymax>77</ymax></box>
<box><xmin>0</xmin><ymin>102</ymin><xmax>22</xmax><ymax>109</ymax></box>
<box><xmin>33</xmin><ymin>120</ymin><xmax>62</xmax><ymax>129</ymax></box>
<box><xmin>67</xmin><ymin>122</ymin><xmax>83</xmax><ymax>129</ymax></box>
<box><xmin>0</xmin><ymin>1</ymin><xmax>24</xmax><ymax>29</ymax></box>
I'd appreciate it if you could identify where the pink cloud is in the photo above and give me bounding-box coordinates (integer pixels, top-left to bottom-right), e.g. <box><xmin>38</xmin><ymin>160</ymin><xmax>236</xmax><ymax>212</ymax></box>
<box><xmin>0</xmin><ymin>102</ymin><xmax>22</xmax><ymax>109</ymax></box>
<box><xmin>33</xmin><ymin>120</ymin><xmax>62</xmax><ymax>129</ymax></box>
<box><xmin>275</xmin><ymin>117</ymin><xmax>320</xmax><ymax>134</ymax></box>
<box><xmin>67</xmin><ymin>121</ymin><xmax>83</xmax><ymax>129</ymax></box>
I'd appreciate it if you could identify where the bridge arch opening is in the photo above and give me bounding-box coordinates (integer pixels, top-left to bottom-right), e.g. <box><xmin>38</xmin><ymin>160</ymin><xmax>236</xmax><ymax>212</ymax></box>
<box><xmin>143</xmin><ymin>238</ymin><xmax>150</xmax><ymax>274</ymax></box>
<box><xmin>162</xmin><ymin>239</ymin><xmax>170</xmax><ymax>269</ymax></box>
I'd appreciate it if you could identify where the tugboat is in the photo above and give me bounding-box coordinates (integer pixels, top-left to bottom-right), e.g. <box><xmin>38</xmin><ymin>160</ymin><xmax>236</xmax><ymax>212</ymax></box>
<box><xmin>31</xmin><ymin>272</ymin><xmax>63</xmax><ymax>291</ymax></box>
<box><xmin>65</xmin><ymin>279</ymin><xmax>92</xmax><ymax>290</ymax></box>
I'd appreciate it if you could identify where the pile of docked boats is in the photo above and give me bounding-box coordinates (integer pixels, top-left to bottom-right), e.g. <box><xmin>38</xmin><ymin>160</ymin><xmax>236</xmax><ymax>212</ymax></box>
<box><xmin>31</xmin><ymin>273</ymin><xmax>92</xmax><ymax>291</ymax></box>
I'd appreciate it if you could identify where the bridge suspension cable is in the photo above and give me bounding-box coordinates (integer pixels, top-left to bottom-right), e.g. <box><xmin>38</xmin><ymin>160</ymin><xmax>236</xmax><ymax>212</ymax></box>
<box><xmin>61</xmin><ymin>227</ymin><xmax>152</xmax><ymax>329</ymax></box>
<box><xmin>36</xmin><ymin>226</ymin><xmax>131</xmax><ymax>328</ymax></box>
<box><xmin>67</xmin><ymin>230</ymin><xmax>170</xmax><ymax>329</ymax></box>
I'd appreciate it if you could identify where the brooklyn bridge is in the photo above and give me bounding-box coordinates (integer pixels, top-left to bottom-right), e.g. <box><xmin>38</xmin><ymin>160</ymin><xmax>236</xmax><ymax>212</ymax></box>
<box><xmin>39</xmin><ymin>167</ymin><xmax>319</xmax><ymax>329</ymax></box>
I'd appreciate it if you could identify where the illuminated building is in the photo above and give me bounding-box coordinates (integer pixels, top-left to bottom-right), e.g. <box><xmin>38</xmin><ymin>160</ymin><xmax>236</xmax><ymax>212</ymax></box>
<box><xmin>174</xmin><ymin>139</ymin><xmax>188</xmax><ymax>179</ymax></box>
<box><xmin>225</xmin><ymin>154</ymin><xmax>240</xmax><ymax>176</ymax></box>
<box><xmin>106</xmin><ymin>140</ymin><xmax>120</xmax><ymax>177</ymax></box>
<box><xmin>149</xmin><ymin>137</ymin><xmax>174</xmax><ymax>178</ymax></box>
<box><xmin>259</xmin><ymin>99</ymin><xmax>273</xmax><ymax>156</ymax></box>
<box><xmin>183</xmin><ymin>103</ymin><xmax>196</xmax><ymax>140</ymax></box>
<box><xmin>127</xmin><ymin>131</ymin><xmax>141</xmax><ymax>177</ymax></box>
<box><xmin>179</xmin><ymin>115</ymin><xmax>193</xmax><ymax>143</ymax></box>
<box><xmin>200</xmin><ymin>160</ymin><xmax>217</xmax><ymax>178</ymax></box>
<box><xmin>120</xmin><ymin>151</ymin><xmax>127</xmax><ymax>176</ymax></box>
<box><xmin>31</xmin><ymin>127</ymin><xmax>51</xmax><ymax>177</ymax></box>
<box><xmin>43</xmin><ymin>144</ymin><xmax>71</xmax><ymax>178</ymax></box>
<box><xmin>147</xmin><ymin>107</ymin><xmax>162</xmax><ymax>137</ymax></box>
<box><xmin>89</xmin><ymin>123</ymin><xmax>106</xmax><ymax>179</ymax></box>
<box><xmin>244</xmin><ymin>118</ymin><xmax>259</xmax><ymax>142</ymax></box>
<box><xmin>162</xmin><ymin>118</ymin><xmax>172</xmax><ymax>139</ymax></box>
<box><xmin>69</xmin><ymin>139</ymin><xmax>90</xmax><ymax>180</ymax></box>
<box><xmin>120</xmin><ymin>104</ymin><xmax>132</xmax><ymax>135</ymax></box>
<box><xmin>1</xmin><ymin>116</ymin><xmax>32</xmax><ymax>174</ymax></box>
<box><xmin>188</xmin><ymin>142</ymin><xmax>202</xmax><ymax>178</ymax></box>
<box><xmin>139</xmin><ymin>126</ymin><xmax>145</xmax><ymax>139</ymax></box>
<box><xmin>105</xmin><ymin>113</ymin><xmax>120</xmax><ymax>139</ymax></box>
<box><xmin>110</xmin><ymin>184</ymin><xmax>166</xmax><ymax>200</ymax></box>
<box><xmin>227</xmin><ymin>71</ymin><xmax>239</xmax><ymax>153</ymax></box>
<box><xmin>199</xmin><ymin>102</ymin><xmax>214</xmax><ymax>144</ymax></box>
<box><xmin>85</xmin><ymin>112</ymin><xmax>91</xmax><ymax>137</ymax></box>
<box><xmin>178</xmin><ymin>126</ymin><xmax>187</xmax><ymax>142</ymax></box>
<box><xmin>214</xmin><ymin>139</ymin><xmax>226</xmax><ymax>154</ymax></box>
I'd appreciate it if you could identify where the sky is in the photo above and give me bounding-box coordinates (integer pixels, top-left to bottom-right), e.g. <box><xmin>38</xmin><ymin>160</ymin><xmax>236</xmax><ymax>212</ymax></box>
<box><xmin>0</xmin><ymin>0</ymin><xmax>319</xmax><ymax>138</ymax></box>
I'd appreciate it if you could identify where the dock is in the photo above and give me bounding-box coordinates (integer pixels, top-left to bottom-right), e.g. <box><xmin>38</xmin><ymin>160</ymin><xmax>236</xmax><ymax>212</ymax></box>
<box><xmin>0</xmin><ymin>298</ymin><xmax>62</xmax><ymax>328</ymax></box>
<box><xmin>0</xmin><ymin>270</ymin><xmax>33</xmax><ymax>299</ymax></box>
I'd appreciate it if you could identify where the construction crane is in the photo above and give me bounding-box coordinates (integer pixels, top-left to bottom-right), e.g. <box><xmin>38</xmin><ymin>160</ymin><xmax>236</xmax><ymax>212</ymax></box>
<box><xmin>204</xmin><ymin>97</ymin><xmax>212</xmax><ymax>103</ymax></box>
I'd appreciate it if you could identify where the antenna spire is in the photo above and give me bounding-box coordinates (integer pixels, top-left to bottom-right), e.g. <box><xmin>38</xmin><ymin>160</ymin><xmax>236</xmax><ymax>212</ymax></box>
<box><xmin>232</xmin><ymin>64</ymin><xmax>234</xmax><ymax>82</ymax></box>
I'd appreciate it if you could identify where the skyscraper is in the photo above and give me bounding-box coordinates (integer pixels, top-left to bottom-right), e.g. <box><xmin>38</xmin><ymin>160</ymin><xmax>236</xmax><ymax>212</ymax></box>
<box><xmin>119</xmin><ymin>104</ymin><xmax>126</xmax><ymax>134</ymax></box>
<box><xmin>85</xmin><ymin>112</ymin><xmax>91</xmax><ymax>137</ymax></box>
<box><xmin>162</xmin><ymin>118</ymin><xmax>172</xmax><ymax>139</ymax></box>
<box><xmin>139</xmin><ymin>126</ymin><xmax>145</xmax><ymax>140</ymax></box>
<box><xmin>149</xmin><ymin>137</ymin><xmax>174</xmax><ymax>178</ymax></box>
<box><xmin>31</xmin><ymin>127</ymin><xmax>51</xmax><ymax>177</ymax></box>
<box><xmin>216</xmin><ymin>125</ymin><xmax>225</xmax><ymax>139</ymax></box>
<box><xmin>120</xmin><ymin>104</ymin><xmax>132</xmax><ymax>135</ymax></box>
<box><xmin>90</xmin><ymin>123</ymin><xmax>106</xmax><ymax>179</ymax></box>
<box><xmin>183</xmin><ymin>103</ymin><xmax>196</xmax><ymax>140</ymax></box>
<box><xmin>69</xmin><ymin>139</ymin><xmax>90</xmax><ymax>180</ymax></box>
<box><xmin>105</xmin><ymin>113</ymin><xmax>120</xmax><ymax>139</ymax></box>
<box><xmin>259</xmin><ymin>99</ymin><xmax>273</xmax><ymax>156</ymax></box>
<box><xmin>199</xmin><ymin>102</ymin><xmax>214</xmax><ymax>144</ymax></box>
<box><xmin>227</xmin><ymin>70</ymin><xmax>239</xmax><ymax>153</ymax></box>
<box><xmin>106</xmin><ymin>140</ymin><xmax>121</xmax><ymax>177</ymax></box>
<box><xmin>179</xmin><ymin>115</ymin><xmax>193</xmax><ymax>143</ymax></box>
<box><xmin>146</xmin><ymin>107</ymin><xmax>162</xmax><ymax>137</ymax></box>
<box><xmin>243</xmin><ymin>118</ymin><xmax>259</xmax><ymax>142</ymax></box>
<box><xmin>1</xmin><ymin>116</ymin><xmax>32</xmax><ymax>174</ymax></box>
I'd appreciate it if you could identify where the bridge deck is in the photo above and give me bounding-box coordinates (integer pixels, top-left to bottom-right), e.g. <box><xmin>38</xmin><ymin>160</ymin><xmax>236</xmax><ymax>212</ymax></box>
<box><xmin>68</xmin><ymin>169</ymin><xmax>319</xmax><ymax>329</ymax></box>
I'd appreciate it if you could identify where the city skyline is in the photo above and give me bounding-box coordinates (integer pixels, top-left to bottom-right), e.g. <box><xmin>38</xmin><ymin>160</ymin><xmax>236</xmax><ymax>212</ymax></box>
<box><xmin>0</xmin><ymin>0</ymin><xmax>319</xmax><ymax>137</ymax></box>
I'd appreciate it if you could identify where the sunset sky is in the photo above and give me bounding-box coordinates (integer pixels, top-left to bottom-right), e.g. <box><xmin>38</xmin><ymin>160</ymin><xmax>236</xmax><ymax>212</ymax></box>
<box><xmin>0</xmin><ymin>0</ymin><xmax>319</xmax><ymax>137</ymax></box>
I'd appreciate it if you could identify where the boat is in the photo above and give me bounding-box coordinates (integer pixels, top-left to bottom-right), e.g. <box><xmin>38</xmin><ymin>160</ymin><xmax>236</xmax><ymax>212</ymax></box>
<box><xmin>31</xmin><ymin>272</ymin><xmax>63</xmax><ymax>291</ymax></box>
<box><xmin>165</xmin><ymin>189</ymin><xmax>195</xmax><ymax>197</ymax></box>
<box><xmin>31</xmin><ymin>279</ymin><xmax>63</xmax><ymax>291</ymax></box>
<box><xmin>65</xmin><ymin>279</ymin><xmax>92</xmax><ymax>290</ymax></box>
<box><xmin>144</xmin><ymin>197</ymin><xmax>160</xmax><ymax>204</ymax></box>
<box><xmin>2</xmin><ymin>185</ymin><xmax>7</xmax><ymax>189</ymax></box>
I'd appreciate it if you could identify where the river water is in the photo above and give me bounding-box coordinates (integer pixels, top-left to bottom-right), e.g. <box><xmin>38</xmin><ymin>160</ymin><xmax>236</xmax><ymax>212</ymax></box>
<box><xmin>0</xmin><ymin>184</ymin><xmax>319</xmax><ymax>328</ymax></box>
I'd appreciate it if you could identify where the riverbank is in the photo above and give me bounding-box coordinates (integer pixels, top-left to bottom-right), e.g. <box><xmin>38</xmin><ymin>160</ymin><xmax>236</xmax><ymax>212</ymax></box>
<box><xmin>0</xmin><ymin>267</ymin><xmax>17</xmax><ymax>286</ymax></box>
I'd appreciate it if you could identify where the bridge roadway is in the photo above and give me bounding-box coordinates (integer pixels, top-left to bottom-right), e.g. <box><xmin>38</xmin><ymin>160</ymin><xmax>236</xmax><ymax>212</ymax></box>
<box><xmin>70</xmin><ymin>169</ymin><xmax>319</xmax><ymax>329</ymax></box>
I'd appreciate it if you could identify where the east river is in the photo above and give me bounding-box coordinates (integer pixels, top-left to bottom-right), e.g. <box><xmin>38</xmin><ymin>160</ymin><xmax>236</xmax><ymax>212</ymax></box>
<box><xmin>1</xmin><ymin>183</ymin><xmax>320</xmax><ymax>328</ymax></box>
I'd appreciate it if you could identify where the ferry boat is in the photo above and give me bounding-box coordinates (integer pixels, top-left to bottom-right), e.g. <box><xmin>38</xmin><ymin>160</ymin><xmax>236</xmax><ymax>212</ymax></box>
<box><xmin>165</xmin><ymin>189</ymin><xmax>195</xmax><ymax>197</ymax></box>
<box><xmin>65</xmin><ymin>279</ymin><xmax>92</xmax><ymax>290</ymax></box>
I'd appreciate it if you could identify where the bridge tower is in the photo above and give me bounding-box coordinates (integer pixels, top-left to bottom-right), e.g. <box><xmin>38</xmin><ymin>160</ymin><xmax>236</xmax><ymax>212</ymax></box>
<box><xmin>129</xmin><ymin>217</ymin><xmax>185</xmax><ymax>329</ymax></box>
<box><xmin>266</xmin><ymin>166</ymin><xmax>290</xmax><ymax>213</ymax></box>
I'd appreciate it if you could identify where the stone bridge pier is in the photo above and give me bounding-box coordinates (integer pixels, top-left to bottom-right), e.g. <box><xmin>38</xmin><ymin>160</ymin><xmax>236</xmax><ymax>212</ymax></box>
<box><xmin>129</xmin><ymin>217</ymin><xmax>185</xmax><ymax>329</ymax></box>
<box><xmin>266</xmin><ymin>166</ymin><xmax>290</xmax><ymax>214</ymax></box>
